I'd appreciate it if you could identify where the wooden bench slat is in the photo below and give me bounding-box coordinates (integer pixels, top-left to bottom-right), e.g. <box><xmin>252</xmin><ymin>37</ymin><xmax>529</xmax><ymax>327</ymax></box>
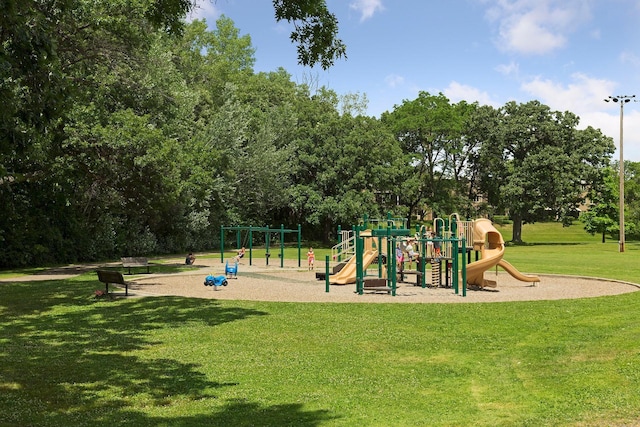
<box><xmin>97</xmin><ymin>270</ymin><xmax>131</xmax><ymax>296</ymax></box>
<box><xmin>120</xmin><ymin>257</ymin><xmax>150</xmax><ymax>274</ymax></box>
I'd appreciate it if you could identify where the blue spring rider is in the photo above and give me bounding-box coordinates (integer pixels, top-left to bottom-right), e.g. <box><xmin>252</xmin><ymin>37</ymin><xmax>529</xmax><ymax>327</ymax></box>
<box><xmin>225</xmin><ymin>261</ymin><xmax>238</xmax><ymax>279</ymax></box>
<box><xmin>204</xmin><ymin>274</ymin><xmax>228</xmax><ymax>290</ymax></box>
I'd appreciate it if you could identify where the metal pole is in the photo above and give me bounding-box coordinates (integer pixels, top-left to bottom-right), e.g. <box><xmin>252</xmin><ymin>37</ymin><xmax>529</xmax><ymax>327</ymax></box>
<box><xmin>390</xmin><ymin>236</ymin><xmax>397</xmax><ymax>294</ymax></box>
<box><xmin>280</xmin><ymin>224</ymin><xmax>285</xmax><ymax>268</ymax></box>
<box><xmin>420</xmin><ymin>238</ymin><xmax>426</xmax><ymax>288</ymax></box>
<box><xmin>356</xmin><ymin>226</ymin><xmax>363</xmax><ymax>295</ymax></box>
<box><xmin>461</xmin><ymin>237</ymin><xmax>467</xmax><ymax>297</ymax></box>
<box><xmin>337</xmin><ymin>225</ymin><xmax>342</xmax><ymax>262</ymax></box>
<box><xmin>265</xmin><ymin>228</ymin><xmax>269</xmax><ymax>266</ymax></box>
<box><xmin>325</xmin><ymin>255</ymin><xmax>330</xmax><ymax>292</ymax></box>
<box><xmin>619</xmin><ymin>101</ymin><xmax>625</xmax><ymax>253</ymax></box>
<box><xmin>249</xmin><ymin>226</ymin><xmax>253</xmax><ymax>266</ymax></box>
<box><xmin>298</xmin><ymin>224</ymin><xmax>302</xmax><ymax>267</ymax></box>
<box><xmin>605</xmin><ymin>94</ymin><xmax>636</xmax><ymax>252</ymax></box>
<box><xmin>452</xmin><ymin>237</ymin><xmax>459</xmax><ymax>295</ymax></box>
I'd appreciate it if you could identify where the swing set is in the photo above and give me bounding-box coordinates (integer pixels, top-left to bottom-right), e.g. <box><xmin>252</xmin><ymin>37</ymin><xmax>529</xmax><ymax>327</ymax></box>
<box><xmin>219</xmin><ymin>224</ymin><xmax>302</xmax><ymax>268</ymax></box>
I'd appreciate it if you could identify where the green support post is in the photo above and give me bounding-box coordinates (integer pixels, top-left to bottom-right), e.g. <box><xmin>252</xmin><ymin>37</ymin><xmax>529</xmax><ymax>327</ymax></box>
<box><xmin>377</xmin><ymin>223</ymin><xmax>383</xmax><ymax>278</ymax></box>
<box><xmin>461</xmin><ymin>237</ymin><xmax>467</xmax><ymax>297</ymax></box>
<box><xmin>325</xmin><ymin>255</ymin><xmax>330</xmax><ymax>293</ymax></box>
<box><xmin>452</xmin><ymin>237</ymin><xmax>459</xmax><ymax>295</ymax></box>
<box><xmin>420</xmin><ymin>239</ymin><xmax>427</xmax><ymax>288</ymax></box>
<box><xmin>249</xmin><ymin>226</ymin><xmax>253</xmax><ymax>266</ymax></box>
<box><xmin>280</xmin><ymin>224</ymin><xmax>285</xmax><ymax>268</ymax></box>
<box><xmin>337</xmin><ymin>225</ymin><xmax>342</xmax><ymax>262</ymax></box>
<box><xmin>298</xmin><ymin>224</ymin><xmax>302</xmax><ymax>267</ymax></box>
<box><xmin>390</xmin><ymin>236</ymin><xmax>397</xmax><ymax>294</ymax></box>
<box><xmin>356</xmin><ymin>226</ymin><xmax>363</xmax><ymax>295</ymax></box>
<box><xmin>386</xmin><ymin>228</ymin><xmax>392</xmax><ymax>289</ymax></box>
<box><xmin>265</xmin><ymin>230</ymin><xmax>270</xmax><ymax>266</ymax></box>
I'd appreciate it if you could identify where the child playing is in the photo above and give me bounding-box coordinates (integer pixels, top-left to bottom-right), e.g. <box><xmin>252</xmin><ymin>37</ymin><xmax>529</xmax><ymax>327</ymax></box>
<box><xmin>185</xmin><ymin>252</ymin><xmax>196</xmax><ymax>265</ymax></box>
<box><xmin>234</xmin><ymin>247</ymin><xmax>246</xmax><ymax>262</ymax></box>
<box><xmin>307</xmin><ymin>247</ymin><xmax>315</xmax><ymax>270</ymax></box>
<box><xmin>405</xmin><ymin>239</ymin><xmax>416</xmax><ymax>269</ymax></box>
<box><xmin>395</xmin><ymin>243</ymin><xmax>404</xmax><ymax>272</ymax></box>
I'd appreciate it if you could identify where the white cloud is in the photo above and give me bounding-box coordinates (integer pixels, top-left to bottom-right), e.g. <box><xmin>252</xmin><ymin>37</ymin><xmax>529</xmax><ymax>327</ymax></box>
<box><xmin>495</xmin><ymin>61</ymin><xmax>520</xmax><ymax>76</ymax></box>
<box><xmin>484</xmin><ymin>0</ymin><xmax>592</xmax><ymax>55</ymax></box>
<box><xmin>519</xmin><ymin>73</ymin><xmax>640</xmax><ymax>160</ymax></box>
<box><xmin>620</xmin><ymin>51</ymin><xmax>640</xmax><ymax>67</ymax></box>
<box><xmin>595</xmin><ymin>108</ymin><xmax>640</xmax><ymax>162</ymax></box>
<box><xmin>520</xmin><ymin>72</ymin><xmax>614</xmax><ymax>113</ymax></box>
<box><xmin>444</xmin><ymin>81</ymin><xmax>500</xmax><ymax>107</ymax></box>
<box><xmin>384</xmin><ymin>74</ymin><xmax>405</xmax><ymax>88</ymax></box>
<box><xmin>349</xmin><ymin>0</ymin><xmax>384</xmax><ymax>22</ymax></box>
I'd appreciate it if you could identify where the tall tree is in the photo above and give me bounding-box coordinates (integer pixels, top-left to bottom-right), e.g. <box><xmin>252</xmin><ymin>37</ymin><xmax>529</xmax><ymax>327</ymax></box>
<box><xmin>582</xmin><ymin>166</ymin><xmax>619</xmax><ymax>243</ymax></box>
<box><xmin>381</xmin><ymin>92</ymin><xmax>465</xmax><ymax>226</ymax></box>
<box><xmin>463</xmin><ymin>104</ymin><xmax>502</xmax><ymax>218</ymax></box>
<box><xmin>0</xmin><ymin>0</ymin><xmax>198</xmax><ymax>265</ymax></box>
<box><xmin>477</xmin><ymin>101</ymin><xmax>614</xmax><ymax>243</ymax></box>
<box><xmin>289</xmin><ymin>88</ymin><xmax>401</xmax><ymax>241</ymax></box>
<box><xmin>619</xmin><ymin>161</ymin><xmax>640</xmax><ymax>241</ymax></box>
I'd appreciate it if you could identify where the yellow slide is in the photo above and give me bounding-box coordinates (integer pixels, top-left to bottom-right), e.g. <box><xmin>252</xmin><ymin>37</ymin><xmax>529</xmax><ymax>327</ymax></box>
<box><xmin>497</xmin><ymin>259</ymin><xmax>540</xmax><ymax>284</ymax></box>
<box><xmin>466</xmin><ymin>219</ymin><xmax>539</xmax><ymax>287</ymax></box>
<box><xmin>466</xmin><ymin>219</ymin><xmax>505</xmax><ymax>288</ymax></box>
<box><xmin>330</xmin><ymin>250</ymin><xmax>378</xmax><ymax>285</ymax></box>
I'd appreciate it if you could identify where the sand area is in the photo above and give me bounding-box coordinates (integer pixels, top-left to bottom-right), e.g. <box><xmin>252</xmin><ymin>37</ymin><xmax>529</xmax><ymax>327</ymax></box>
<box><xmin>127</xmin><ymin>258</ymin><xmax>640</xmax><ymax>304</ymax></box>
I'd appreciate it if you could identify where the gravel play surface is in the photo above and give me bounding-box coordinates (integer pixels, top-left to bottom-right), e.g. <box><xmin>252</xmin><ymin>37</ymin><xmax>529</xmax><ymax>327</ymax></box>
<box><xmin>129</xmin><ymin>259</ymin><xmax>640</xmax><ymax>304</ymax></box>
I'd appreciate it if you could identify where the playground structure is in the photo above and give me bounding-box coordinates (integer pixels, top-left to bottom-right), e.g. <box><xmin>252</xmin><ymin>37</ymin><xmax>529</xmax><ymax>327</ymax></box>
<box><xmin>325</xmin><ymin>214</ymin><xmax>467</xmax><ymax>296</ymax></box>
<box><xmin>220</xmin><ymin>224</ymin><xmax>302</xmax><ymax>268</ymax></box>
<box><xmin>427</xmin><ymin>214</ymin><xmax>539</xmax><ymax>289</ymax></box>
<box><xmin>324</xmin><ymin>213</ymin><xmax>539</xmax><ymax>296</ymax></box>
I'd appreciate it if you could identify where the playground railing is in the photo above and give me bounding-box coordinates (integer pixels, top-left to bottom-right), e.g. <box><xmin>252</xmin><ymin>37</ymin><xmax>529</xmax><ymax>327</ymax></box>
<box><xmin>331</xmin><ymin>234</ymin><xmax>355</xmax><ymax>263</ymax></box>
<box><xmin>457</xmin><ymin>220</ymin><xmax>475</xmax><ymax>248</ymax></box>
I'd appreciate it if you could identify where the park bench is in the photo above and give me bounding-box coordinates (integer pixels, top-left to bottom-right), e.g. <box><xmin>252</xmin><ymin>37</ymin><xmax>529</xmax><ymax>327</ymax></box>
<box><xmin>97</xmin><ymin>270</ymin><xmax>132</xmax><ymax>296</ymax></box>
<box><xmin>121</xmin><ymin>257</ymin><xmax>150</xmax><ymax>274</ymax></box>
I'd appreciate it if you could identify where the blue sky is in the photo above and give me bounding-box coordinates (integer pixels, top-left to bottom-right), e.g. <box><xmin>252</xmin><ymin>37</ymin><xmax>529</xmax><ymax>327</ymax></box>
<box><xmin>189</xmin><ymin>0</ymin><xmax>640</xmax><ymax>161</ymax></box>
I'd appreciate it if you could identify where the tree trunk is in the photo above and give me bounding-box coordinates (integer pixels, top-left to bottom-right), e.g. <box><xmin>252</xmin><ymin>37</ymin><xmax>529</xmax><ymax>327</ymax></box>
<box><xmin>601</xmin><ymin>231</ymin><xmax>606</xmax><ymax>243</ymax></box>
<box><xmin>406</xmin><ymin>201</ymin><xmax>418</xmax><ymax>231</ymax></box>
<box><xmin>322</xmin><ymin>220</ymin><xmax>333</xmax><ymax>246</ymax></box>
<box><xmin>511</xmin><ymin>213</ymin><xmax>523</xmax><ymax>243</ymax></box>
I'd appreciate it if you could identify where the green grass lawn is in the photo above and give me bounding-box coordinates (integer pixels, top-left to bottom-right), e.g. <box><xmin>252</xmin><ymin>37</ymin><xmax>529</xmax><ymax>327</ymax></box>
<box><xmin>2</xmin><ymin>222</ymin><xmax>640</xmax><ymax>426</ymax></box>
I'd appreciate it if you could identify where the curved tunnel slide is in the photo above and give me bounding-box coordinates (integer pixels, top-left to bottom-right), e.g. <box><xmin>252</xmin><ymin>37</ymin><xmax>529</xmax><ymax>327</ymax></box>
<box><xmin>466</xmin><ymin>247</ymin><xmax>504</xmax><ymax>288</ymax></box>
<box><xmin>466</xmin><ymin>218</ymin><xmax>540</xmax><ymax>287</ymax></box>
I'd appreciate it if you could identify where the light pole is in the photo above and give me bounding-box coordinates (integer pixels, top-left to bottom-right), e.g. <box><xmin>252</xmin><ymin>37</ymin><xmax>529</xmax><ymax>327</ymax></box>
<box><xmin>604</xmin><ymin>94</ymin><xmax>636</xmax><ymax>252</ymax></box>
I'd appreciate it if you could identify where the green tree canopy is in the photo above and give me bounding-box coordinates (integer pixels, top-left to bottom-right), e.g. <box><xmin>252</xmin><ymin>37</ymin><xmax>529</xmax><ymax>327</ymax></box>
<box><xmin>477</xmin><ymin>100</ymin><xmax>614</xmax><ymax>242</ymax></box>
